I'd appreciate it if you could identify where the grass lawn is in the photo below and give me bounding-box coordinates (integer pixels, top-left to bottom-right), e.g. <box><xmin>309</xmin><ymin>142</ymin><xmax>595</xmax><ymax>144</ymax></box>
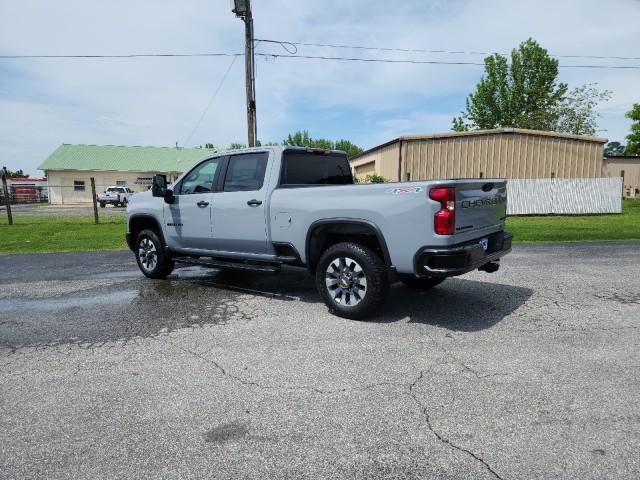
<box><xmin>0</xmin><ymin>215</ymin><xmax>127</xmax><ymax>254</ymax></box>
<box><xmin>506</xmin><ymin>199</ymin><xmax>640</xmax><ymax>242</ymax></box>
<box><xmin>1</xmin><ymin>199</ymin><xmax>638</xmax><ymax>254</ymax></box>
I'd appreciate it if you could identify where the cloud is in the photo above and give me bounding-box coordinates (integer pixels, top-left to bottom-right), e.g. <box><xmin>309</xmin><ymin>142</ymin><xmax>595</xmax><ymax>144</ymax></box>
<box><xmin>1</xmin><ymin>0</ymin><xmax>638</xmax><ymax>175</ymax></box>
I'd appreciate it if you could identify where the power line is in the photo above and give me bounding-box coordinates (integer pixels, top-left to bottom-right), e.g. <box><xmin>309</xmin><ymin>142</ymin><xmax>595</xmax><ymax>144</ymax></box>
<box><xmin>183</xmin><ymin>56</ymin><xmax>238</xmax><ymax>147</ymax></box>
<box><xmin>255</xmin><ymin>52</ymin><xmax>640</xmax><ymax>69</ymax></box>
<box><xmin>255</xmin><ymin>38</ymin><xmax>640</xmax><ymax>61</ymax></box>
<box><xmin>0</xmin><ymin>53</ymin><xmax>242</xmax><ymax>59</ymax></box>
<box><xmin>2</xmin><ymin>51</ymin><xmax>639</xmax><ymax>69</ymax></box>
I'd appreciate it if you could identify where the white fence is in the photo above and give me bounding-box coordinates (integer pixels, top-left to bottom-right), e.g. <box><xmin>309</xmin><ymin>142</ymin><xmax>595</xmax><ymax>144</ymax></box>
<box><xmin>507</xmin><ymin>178</ymin><xmax>623</xmax><ymax>215</ymax></box>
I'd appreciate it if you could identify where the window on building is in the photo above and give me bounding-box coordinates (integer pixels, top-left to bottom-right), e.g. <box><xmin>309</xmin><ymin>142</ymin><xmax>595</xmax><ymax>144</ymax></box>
<box><xmin>116</xmin><ymin>180</ymin><xmax>127</xmax><ymax>186</ymax></box>
<box><xmin>223</xmin><ymin>153</ymin><xmax>269</xmax><ymax>192</ymax></box>
<box><xmin>74</xmin><ymin>180</ymin><xmax>85</xmax><ymax>191</ymax></box>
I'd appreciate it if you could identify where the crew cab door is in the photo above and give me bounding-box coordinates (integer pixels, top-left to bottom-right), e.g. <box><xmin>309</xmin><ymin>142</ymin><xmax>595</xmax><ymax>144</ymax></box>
<box><xmin>163</xmin><ymin>157</ymin><xmax>222</xmax><ymax>251</ymax></box>
<box><xmin>212</xmin><ymin>152</ymin><xmax>270</xmax><ymax>254</ymax></box>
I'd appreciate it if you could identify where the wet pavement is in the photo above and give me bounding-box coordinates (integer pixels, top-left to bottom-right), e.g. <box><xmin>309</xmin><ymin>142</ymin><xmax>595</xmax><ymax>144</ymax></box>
<box><xmin>1</xmin><ymin>243</ymin><xmax>639</xmax><ymax>479</ymax></box>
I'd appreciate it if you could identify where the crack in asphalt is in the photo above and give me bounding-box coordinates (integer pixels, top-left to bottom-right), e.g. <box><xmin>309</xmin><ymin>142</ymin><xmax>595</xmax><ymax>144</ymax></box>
<box><xmin>408</xmin><ymin>369</ymin><xmax>505</xmax><ymax>480</ymax></box>
<box><xmin>179</xmin><ymin>346</ymin><xmax>405</xmax><ymax>394</ymax></box>
<box><xmin>182</xmin><ymin>344</ymin><xmax>505</xmax><ymax>479</ymax></box>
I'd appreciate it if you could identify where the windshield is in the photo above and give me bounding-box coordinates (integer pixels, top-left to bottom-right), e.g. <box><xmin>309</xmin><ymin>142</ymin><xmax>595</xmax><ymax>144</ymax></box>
<box><xmin>280</xmin><ymin>151</ymin><xmax>353</xmax><ymax>186</ymax></box>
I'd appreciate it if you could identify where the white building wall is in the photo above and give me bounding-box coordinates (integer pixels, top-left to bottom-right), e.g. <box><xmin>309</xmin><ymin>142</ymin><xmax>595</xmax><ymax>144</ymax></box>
<box><xmin>45</xmin><ymin>170</ymin><xmax>182</xmax><ymax>204</ymax></box>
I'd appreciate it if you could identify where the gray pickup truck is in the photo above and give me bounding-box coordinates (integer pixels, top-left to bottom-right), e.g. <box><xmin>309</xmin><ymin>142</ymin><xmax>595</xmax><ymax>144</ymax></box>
<box><xmin>126</xmin><ymin>146</ymin><xmax>512</xmax><ymax>319</ymax></box>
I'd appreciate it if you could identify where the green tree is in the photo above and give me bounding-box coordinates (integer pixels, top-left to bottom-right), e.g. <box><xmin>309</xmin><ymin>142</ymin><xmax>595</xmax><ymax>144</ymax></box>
<box><xmin>453</xmin><ymin>39</ymin><xmax>567</xmax><ymax>131</ymax></box>
<box><xmin>604</xmin><ymin>141</ymin><xmax>626</xmax><ymax>156</ymax></box>
<box><xmin>625</xmin><ymin>103</ymin><xmax>640</xmax><ymax>156</ymax></box>
<box><xmin>283</xmin><ymin>130</ymin><xmax>333</xmax><ymax>150</ymax></box>
<box><xmin>282</xmin><ymin>131</ymin><xmax>363</xmax><ymax>159</ymax></box>
<box><xmin>3</xmin><ymin>168</ymin><xmax>29</xmax><ymax>178</ymax></box>
<box><xmin>229</xmin><ymin>142</ymin><xmax>246</xmax><ymax>149</ymax></box>
<box><xmin>554</xmin><ymin>83</ymin><xmax>611</xmax><ymax>136</ymax></box>
<box><xmin>282</xmin><ymin>130</ymin><xmax>313</xmax><ymax>147</ymax></box>
<box><xmin>204</xmin><ymin>143</ymin><xmax>215</xmax><ymax>149</ymax></box>
<box><xmin>334</xmin><ymin>139</ymin><xmax>363</xmax><ymax>159</ymax></box>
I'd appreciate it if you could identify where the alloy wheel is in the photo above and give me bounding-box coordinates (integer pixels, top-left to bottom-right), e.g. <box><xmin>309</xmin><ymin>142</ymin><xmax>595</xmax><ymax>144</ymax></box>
<box><xmin>325</xmin><ymin>256</ymin><xmax>367</xmax><ymax>307</ymax></box>
<box><xmin>138</xmin><ymin>237</ymin><xmax>158</xmax><ymax>272</ymax></box>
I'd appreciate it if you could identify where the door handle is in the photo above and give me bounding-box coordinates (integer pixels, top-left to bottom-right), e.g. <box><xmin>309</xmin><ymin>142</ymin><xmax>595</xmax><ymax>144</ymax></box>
<box><xmin>197</xmin><ymin>201</ymin><xmax>209</xmax><ymax>207</ymax></box>
<box><xmin>247</xmin><ymin>199</ymin><xmax>262</xmax><ymax>206</ymax></box>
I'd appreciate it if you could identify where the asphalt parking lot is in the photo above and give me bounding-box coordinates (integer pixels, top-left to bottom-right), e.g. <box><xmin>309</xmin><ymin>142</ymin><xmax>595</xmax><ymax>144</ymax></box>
<box><xmin>1</xmin><ymin>242</ymin><xmax>639</xmax><ymax>479</ymax></box>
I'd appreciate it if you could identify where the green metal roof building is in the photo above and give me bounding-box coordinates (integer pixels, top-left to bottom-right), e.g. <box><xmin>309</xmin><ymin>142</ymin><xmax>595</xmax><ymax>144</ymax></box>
<box><xmin>40</xmin><ymin>144</ymin><xmax>214</xmax><ymax>204</ymax></box>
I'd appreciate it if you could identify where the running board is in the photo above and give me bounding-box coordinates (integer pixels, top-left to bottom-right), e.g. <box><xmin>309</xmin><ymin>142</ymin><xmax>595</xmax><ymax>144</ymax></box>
<box><xmin>174</xmin><ymin>257</ymin><xmax>281</xmax><ymax>273</ymax></box>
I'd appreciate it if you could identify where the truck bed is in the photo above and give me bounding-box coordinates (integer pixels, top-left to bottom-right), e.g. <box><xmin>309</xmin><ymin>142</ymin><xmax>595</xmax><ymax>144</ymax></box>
<box><xmin>269</xmin><ymin>179</ymin><xmax>507</xmax><ymax>273</ymax></box>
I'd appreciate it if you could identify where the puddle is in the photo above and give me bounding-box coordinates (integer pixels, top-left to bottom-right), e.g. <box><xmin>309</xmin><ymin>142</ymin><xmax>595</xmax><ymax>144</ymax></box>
<box><xmin>0</xmin><ymin>290</ymin><xmax>138</xmax><ymax>312</ymax></box>
<box><xmin>91</xmin><ymin>270</ymin><xmax>142</xmax><ymax>279</ymax></box>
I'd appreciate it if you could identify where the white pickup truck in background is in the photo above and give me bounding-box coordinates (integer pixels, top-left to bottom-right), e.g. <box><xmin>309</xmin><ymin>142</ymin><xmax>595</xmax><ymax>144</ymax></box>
<box><xmin>97</xmin><ymin>186</ymin><xmax>134</xmax><ymax>208</ymax></box>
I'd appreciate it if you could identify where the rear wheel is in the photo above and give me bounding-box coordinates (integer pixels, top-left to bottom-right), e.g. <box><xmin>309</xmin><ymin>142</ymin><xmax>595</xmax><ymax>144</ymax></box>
<box><xmin>315</xmin><ymin>242</ymin><xmax>389</xmax><ymax>320</ymax></box>
<box><xmin>401</xmin><ymin>276</ymin><xmax>446</xmax><ymax>289</ymax></box>
<box><xmin>135</xmin><ymin>229</ymin><xmax>174</xmax><ymax>279</ymax></box>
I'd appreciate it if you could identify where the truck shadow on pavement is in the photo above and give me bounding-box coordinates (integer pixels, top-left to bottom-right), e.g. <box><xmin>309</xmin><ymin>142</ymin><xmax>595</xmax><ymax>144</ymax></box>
<box><xmin>192</xmin><ymin>267</ymin><xmax>533</xmax><ymax>332</ymax></box>
<box><xmin>0</xmin><ymin>267</ymin><xmax>532</xmax><ymax>351</ymax></box>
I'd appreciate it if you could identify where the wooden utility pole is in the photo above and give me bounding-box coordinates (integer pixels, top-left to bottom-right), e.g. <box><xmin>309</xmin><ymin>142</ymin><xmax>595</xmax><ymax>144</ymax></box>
<box><xmin>90</xmin><ymin>177</ymin><xmax>99</xmax><ymax>225</ymax></box>
<box><xmin>1</xmin><ymin>167</ymin><xmax>13</xmax><ymax>225</ymax></box>
<box><xmin>234</xmin><ymin>0</ymin><xmax>257</xmax><ymax>147</ymax></box>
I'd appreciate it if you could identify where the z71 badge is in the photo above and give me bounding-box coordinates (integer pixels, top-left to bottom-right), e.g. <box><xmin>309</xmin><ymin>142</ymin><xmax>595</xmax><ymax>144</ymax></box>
<box><xmin>386</xmin><ymin>186</ymin><xmax>424</xmax><ymax>195</ymax></box>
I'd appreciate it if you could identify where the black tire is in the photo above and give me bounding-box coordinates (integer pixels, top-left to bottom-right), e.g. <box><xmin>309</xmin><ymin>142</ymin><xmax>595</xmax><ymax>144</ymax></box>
<box><xmin>315</xmin><ymin>242</ymin><xmax>389</xmax><ymax>320</ymax></box>
<box><xmin>99</xmin><ymin>202</ymin><xmax>105</xmax><ymax>208</ymax></box>
<box><xmin>135</xmin><ymin>229</ymin><xmax>174</xmax><ymax>279</ymax></box>
<box><xmin>401</xmin><ymin>276</ymin><xmax>446</xmax><ymax>289</ymax></box>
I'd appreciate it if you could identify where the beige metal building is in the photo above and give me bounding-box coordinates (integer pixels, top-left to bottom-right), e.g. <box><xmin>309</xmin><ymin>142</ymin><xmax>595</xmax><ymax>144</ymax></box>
<box><xmin>350</xmin><ymin>128</ymin><xmax>607</xmax><ymax>182</ymax></box>
<box><xmin>603</xmin><ymin>155</ymin><xmax>640</xmax><ymax>198</ymax></box>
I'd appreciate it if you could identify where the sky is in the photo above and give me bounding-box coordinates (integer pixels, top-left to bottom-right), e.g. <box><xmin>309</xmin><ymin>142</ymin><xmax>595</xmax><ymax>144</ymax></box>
<box><xmin>1</xmin><ymin>0</ymin><xmax>639</xmax><ymax>176</ymax></box>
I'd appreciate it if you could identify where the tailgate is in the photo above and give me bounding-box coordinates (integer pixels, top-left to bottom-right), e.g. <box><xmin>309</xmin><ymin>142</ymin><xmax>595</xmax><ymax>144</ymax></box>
<box><xmin>454</xmin><ymin>180</ymin><xmax>507</xmax><ymax>241</ymax></box>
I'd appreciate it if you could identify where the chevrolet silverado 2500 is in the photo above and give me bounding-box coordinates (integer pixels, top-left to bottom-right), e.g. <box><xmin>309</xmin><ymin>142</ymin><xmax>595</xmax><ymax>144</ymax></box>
<box><xmin>126</xmin><ymin>146</ymin><xmax>512</xmax><ymax>319</ymax></box>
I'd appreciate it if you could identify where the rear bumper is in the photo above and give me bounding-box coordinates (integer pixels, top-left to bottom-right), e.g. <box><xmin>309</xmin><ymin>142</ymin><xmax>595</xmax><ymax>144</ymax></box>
<box><xmin>414</xmin><ymin>231</ymin><xmax>512</xmax><ymax>277</ymax></box>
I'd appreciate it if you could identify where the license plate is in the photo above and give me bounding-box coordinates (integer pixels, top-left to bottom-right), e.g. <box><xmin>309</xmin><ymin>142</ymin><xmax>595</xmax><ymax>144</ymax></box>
<box><xmin>479</xmin><ymin>238</ymin><xmax>489</xmax><ymax>251</ymax></box>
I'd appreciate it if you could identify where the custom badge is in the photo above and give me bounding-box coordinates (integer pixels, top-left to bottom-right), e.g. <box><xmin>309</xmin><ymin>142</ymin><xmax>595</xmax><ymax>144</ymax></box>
<box><xmin>385</xmin><ymin>186</ymin><xmax>424</xmax><ymax>195</ymax></box>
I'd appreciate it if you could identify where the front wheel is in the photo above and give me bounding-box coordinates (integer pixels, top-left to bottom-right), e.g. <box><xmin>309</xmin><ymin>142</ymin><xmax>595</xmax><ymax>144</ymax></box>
<box><xmin>135</xmin><ymin>229</ymin><xmax>174</xmax><ymax>279</ymax></box>
<box><xmin>315</xmin><ymin>242</ymin><xmax>389</xmax><ymax>320</ymax></box>
<box><xmin>99</xmin><ymin>202</ymin><xmax>105</xmax><ymax>208</ymax></box>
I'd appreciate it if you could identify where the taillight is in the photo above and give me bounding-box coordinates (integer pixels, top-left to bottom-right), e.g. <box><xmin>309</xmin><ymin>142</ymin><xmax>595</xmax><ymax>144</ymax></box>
<box><xmin>429</xmin><ymin>187</ymin><xmax>455</xmax><ymax>235</ymax></box>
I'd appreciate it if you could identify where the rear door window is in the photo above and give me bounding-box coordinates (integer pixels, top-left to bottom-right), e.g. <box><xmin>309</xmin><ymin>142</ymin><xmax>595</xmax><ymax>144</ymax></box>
<box><xmin>223</xmin><ymin>153</ymin><xmax>269</xmax><ymax>192</ymax></box>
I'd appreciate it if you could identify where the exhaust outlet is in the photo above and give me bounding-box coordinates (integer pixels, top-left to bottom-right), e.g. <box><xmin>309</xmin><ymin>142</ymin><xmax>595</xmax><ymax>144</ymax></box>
<box><xmin>478</xmin><ymin>262</ymin><xmax>500</xmax><ymax>273</ymax></box>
